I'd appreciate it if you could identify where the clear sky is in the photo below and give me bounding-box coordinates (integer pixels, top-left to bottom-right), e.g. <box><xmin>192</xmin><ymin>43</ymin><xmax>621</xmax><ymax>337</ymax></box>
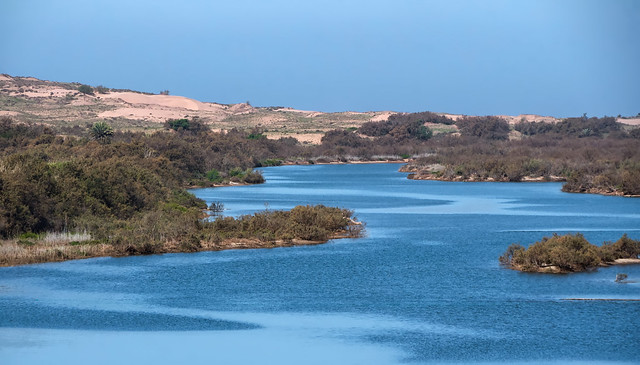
<box><xmin>1</xmin><ymin>0</ymin><xmax>638</xmax><ymax>117</ymax></box>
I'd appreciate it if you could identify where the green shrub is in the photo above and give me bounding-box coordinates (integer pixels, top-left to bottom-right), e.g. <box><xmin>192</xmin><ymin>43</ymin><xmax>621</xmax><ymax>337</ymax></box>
<box><xmin>205</xmin><ymin>169</ymin><xmax>222</xmax><ymax>182</ymax></box>
<box><xmin>229</xmin><ymin>167</ymin><xmax>245</xmax><ymax>177</ymax></box>
<box><xmin>247</xmin><ymin>133</ymin><xmax>266</xmax><ymax>140</ymax></box>
<box><xmin>258</xmin><ymin>159</ymin><xmax>282</xmax><ymax>167</ymax></box>
<box><xmin>18</xmin><ymin>232</ymin><xmax>39</xmax><ymax>240</ymax></box>
<box><xmin>166</xmin><ymin>118</ymin><xmax>190</xmax><ymax>131</ymax></box>
<box><xmin>77</xmin><ymin>85</ymin><xmax>94</xmax><ymax>95</ymax></box>
<box><xmin>89</xmin><ymin>122</ymin><xmax>113</xmax><ymax>143</ymax></box>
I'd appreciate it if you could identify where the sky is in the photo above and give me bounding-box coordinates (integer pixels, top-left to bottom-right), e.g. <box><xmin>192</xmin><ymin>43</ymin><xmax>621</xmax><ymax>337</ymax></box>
<box><xmin>1</xmin><ymin>0</ymin><xmax>638</xmax><ymax>117</ymax></box>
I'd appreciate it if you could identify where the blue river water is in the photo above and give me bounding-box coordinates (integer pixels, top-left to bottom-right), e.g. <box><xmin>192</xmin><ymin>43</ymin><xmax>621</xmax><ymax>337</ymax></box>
<box><xmin>1</xmin><ymin>163</ymin><xmax>639</xmax><ymax>364</ymax></box>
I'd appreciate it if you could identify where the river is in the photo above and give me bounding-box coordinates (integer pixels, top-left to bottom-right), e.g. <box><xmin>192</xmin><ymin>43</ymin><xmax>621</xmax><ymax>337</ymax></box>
<box><xmin>1</xmin><ymin>163</ymin><xmax>639</xmax><ymax>364</ymax></box>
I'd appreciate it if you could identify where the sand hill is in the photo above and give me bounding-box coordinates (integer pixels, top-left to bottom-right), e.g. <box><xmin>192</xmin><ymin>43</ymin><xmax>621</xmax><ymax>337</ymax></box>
<box><xmin>1</xmin><ymin>74</ymin><xmax>637</xmax><ymax>144</ymax></box>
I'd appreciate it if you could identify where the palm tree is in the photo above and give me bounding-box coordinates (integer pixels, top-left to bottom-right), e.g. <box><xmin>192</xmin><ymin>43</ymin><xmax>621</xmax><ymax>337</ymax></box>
<box><xmin>89</xmin><ymin>121</ymin><xmax>114</xmax><ymax>143</ymax></box>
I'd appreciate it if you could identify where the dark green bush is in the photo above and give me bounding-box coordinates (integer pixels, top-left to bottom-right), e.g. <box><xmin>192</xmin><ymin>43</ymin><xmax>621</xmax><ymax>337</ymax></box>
<box><xmin>77</xmin><ymin>85</ymin><xmax>94</xmax><ymax>95</ymax></box>
<box><xmin>166</xmin><ymin>119</ymin><xmax>190</xmax><ymax>131</ymax></box>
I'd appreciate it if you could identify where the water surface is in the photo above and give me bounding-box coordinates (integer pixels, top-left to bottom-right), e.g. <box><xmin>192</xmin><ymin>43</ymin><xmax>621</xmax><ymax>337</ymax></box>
<box><xmin>1</xmin><ymin>164</ymin><xmax>639</xmax><ymax>364</ymax></box>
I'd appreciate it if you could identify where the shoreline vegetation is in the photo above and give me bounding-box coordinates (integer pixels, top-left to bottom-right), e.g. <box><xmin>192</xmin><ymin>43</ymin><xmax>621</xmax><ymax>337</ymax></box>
<box><xmin>0</xmin><ymin>205</ymin><xmax>364</xmax><ymax>267</ymax></box>
<box><xmin>390</xmin><ymin>115</ymin><xmax>640</xmax><ymax>197</ymax></box>
<box><xmin>1</xmin><ymin>81</ymin><xmax>639</xmax><ymax>266</ymax></box>
<box><xmin>499</xmin><ymin>233</ymin><xmax>640</xmax><ymax>273</ymax></box>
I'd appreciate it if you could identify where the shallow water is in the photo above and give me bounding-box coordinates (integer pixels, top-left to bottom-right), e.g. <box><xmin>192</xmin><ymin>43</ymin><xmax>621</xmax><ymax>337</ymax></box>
<box><xmin>1</xmin><ymin>163</ymin><xmax>639</xmax><ymax>364</ymax></box>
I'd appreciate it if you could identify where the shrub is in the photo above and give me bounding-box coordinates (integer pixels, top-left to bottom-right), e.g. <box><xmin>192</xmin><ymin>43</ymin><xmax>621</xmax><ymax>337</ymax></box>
<box><xmin>247</xmin><ymin>133</ymin><xmax>266</xmax><ymax>140</ymax></box>
<box><xmin>208</xmin><ymin>205</ymin><xmax>362</xmax><ymax>242</ymax></box>
<box><xmin>95</xmin><ymin>85</ymin><xmax>109</xmax><ymax>94</ymax></box>
<box><xmin>500</xmin><ymin>233</ymin><xmax>640</xmax><ymax>273</ymax></box>
<box><xmin>205</xmin><ymin>169</ymin><xmax>222</xmax><ymax>182</ymax></box>
<box><xmin>166</xmin><ymin>118</ymin><xmax>190</xmax><ymax>131</ymax></box>
<box><xmin>258</xmin><ymin>159</ymin><xmax>283</xmax><ymax>167</ymax></box>
<box><xmin>89</xmin><ymin>122</ymin><xmax>114</xmax><ymax>143</ymax></box>
<box><xmin>77</xmin><ymin>85</ymin><xmax>94</xmax><ymax>95</ymax></box>
<box><xmin>18</xmin><ymin>232</ymin><xmax>39</xmax><ymax>240</ymax></box>
<box><xmin>456</xmin><ymin>116</ymin><xmax>510</xmax><ymax>140</ymax></box>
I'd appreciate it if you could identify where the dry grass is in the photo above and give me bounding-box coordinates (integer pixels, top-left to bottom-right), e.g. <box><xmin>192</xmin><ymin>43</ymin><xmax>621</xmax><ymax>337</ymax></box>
<box><xmin>41</xmin><ymin>231</ymin><xmax>92</xmax><ymax>244</ymax></box>
<box><xmin>0</xmin><ymin>239</ymin><xmax>114</xmax><ymax>266</ymax></box>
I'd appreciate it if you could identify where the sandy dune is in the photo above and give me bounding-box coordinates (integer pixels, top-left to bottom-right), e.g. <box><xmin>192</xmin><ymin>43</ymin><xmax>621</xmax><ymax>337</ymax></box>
<box><xmin>618</xmin><ymin>117</ymin><xmax>640</xmax><ymax>126</ymax></box>
<box><xmin>2</xmin><ymin>74</ymin><xmax>638</xmax><ymax>145</ymax></box>
<box><xmin>101</xmin><ymin>92</ymin><xmax>223</xmax><ymax>112</ymax></box>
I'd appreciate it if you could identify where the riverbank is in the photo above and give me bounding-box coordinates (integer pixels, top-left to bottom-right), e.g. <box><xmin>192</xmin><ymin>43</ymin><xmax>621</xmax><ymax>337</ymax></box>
<box><xmin>0</xmin><ymin>204</ymin><xmax>364</xmax><ymax>267</ymax></box>
<box><xmin>281</xmin><ymin>158</ymin><xmax>407</xmax><ymax>166</ymax></box>
<box><xmin>0</xmin><ymin>230</ymin><xmax>358</xmax><ymax>267</ymax></box>
<box><xmin>507</xmin><ymin>258</ymin><xmax>640</xmax><ymax>274</ymax></box>
<box><xmin>399</xmin><ymin>164</ymin><xmax>640</xmax><ymax>197</ymax></box>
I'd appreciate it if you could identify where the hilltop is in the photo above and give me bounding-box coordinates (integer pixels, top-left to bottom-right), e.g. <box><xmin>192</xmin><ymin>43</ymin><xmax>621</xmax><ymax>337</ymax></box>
<box><xmin>0</xmin><ymin>74</ymin><xmax>390</xmax><ymax>144</ymax></box>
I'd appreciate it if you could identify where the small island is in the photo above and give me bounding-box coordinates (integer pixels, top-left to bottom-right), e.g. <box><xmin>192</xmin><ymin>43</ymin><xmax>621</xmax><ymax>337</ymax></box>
<box><xmin>499</xmin><ymin>233</ymin><xmax>640</xmax><ymax>273</ymax></box>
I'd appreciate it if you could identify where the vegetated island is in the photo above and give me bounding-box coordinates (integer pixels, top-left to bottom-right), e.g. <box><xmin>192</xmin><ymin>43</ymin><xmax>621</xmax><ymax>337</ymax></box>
<box><xmin>1</xmin><ymin>205</ymin><xmax>364</xmax><ymax>267</ymax></box>
<box><xmin>499</xmin><ymin>233</ymin><xmax>640</xmax><ymax>273</ymax></box>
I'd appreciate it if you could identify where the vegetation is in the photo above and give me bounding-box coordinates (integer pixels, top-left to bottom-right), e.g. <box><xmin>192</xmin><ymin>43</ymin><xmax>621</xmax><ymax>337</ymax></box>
<box><xmin>0</xmin><ymin>204</ymin><xmax>363</xmax><ymax>266</ymax></box>
<box><xmin>210</xmin><ymin>205</ymin><xmax>363</xmax><ymax>242</ymax></box>
<box><xmin>89</xmin><ymin>121</ymin><xmax>114</xmax><ymax>143</ymax></box>
<box><xmin>499</xmin><ymin>233</ymin><xmax>640</xmax><ymax>273</ymax></box>
<box><xmin>387</xmin><ymin>111</ymin><xmax>455</xmax><ymax>125</ymax></box>
<box><xmin>358</xmin><ymin>118</ymin><xmax>435</xmax><ymax>140</ymax></box>
<box><xmin>402</xmin><ymin>118</ymin><xmax>640</xmax><ymax>195</ymax></box>
<box><xmin>515</xmin><ymin>116</ymin><xmax>620</xmax><ymax>137</ymax></box>
<box><xmin>77</xmin><ymin>85</ymin><xmax>94</xmax><ymax>95</ymax></box>
<box><xmin>0</xmin><ymin>117</ymin><xmax>363</xmax><ymax>266</ymax></box>
<box><xmin>456</xmin><ymin>116</ymin><xmax>510</xmax><ymax>140</ymax></box>
<box><xmin>1</xmin><ymin>84</ymin><xmax>640</xmax><ymax>267</ymax></box>
<box><xmin>165</xmin><ymin>118</ymin><xmax>191</xmax><ymax>131</ymax></box>
<box><xmin>95</xmin><ymin>85</ymin><xmax>110</xmax><ymax>94</ymax></box>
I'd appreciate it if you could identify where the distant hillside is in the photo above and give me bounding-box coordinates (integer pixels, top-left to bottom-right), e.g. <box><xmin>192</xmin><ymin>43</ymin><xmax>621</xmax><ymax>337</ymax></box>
<box><xmin>0</xmin><ymin>74</ymin><xmax>389</xmax><ymax>144</ymax></box>
<box><xmin>1</xmin><ymin>74</ymin><xmax>637</xmax><ymax>144</ymax></box>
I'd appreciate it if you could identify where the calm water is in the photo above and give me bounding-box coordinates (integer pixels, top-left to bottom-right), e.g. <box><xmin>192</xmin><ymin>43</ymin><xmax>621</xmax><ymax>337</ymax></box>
<box><xmin>1</xmin><ymin>163</ymin><xmax>639</xmax><ymax>364</ymax></box>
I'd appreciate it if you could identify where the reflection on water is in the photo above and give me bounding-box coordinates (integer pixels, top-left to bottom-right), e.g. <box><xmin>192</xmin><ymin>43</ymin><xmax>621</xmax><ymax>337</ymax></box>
<box><xmin>1</xmin><ymin>163</ymin><xmax>639</xmax><ymax>364</ymax></box>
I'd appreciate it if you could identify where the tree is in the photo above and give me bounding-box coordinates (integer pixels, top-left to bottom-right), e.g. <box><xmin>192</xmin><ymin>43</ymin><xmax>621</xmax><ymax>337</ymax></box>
<box><xmin>89</xmin><ymin>122</ymin><xmax>114</xmax><ymax>143</ymax></box>
<box><xmin>78</xmin><ymin>85</ymin><xmax>94</xmax><ymax>95</ymax></box>
<box><xmin>166</xmin><ymin>118</ymin><xmax>190</xmax><ymax>131</ymax></box>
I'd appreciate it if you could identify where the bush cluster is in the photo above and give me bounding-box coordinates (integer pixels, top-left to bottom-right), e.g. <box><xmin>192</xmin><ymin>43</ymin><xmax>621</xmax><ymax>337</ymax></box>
<box><xmin>358</xmin><ymin>119</ymin><xmax>433</xmax><ymax>140</ymax></box>
<box><xmin>456</xmin><ymin>116</ymin><xmax>510</xmax><ymax>140</ymax></box>
<box><xmin>407</xmin><ymin>133</ymin><xmax>640</xmax><ymax>194</ymax></box>
<box><xmin>515</xmin><ymin>116</ymin><xmax>620</xmax><ymax>137</ymax></box>
<box><xmin>210</xmin><ymin>205</ymin><xmax>361</xmax><ymax>242</ymax></box>
<box><xmin>500</xmin><ymin>233</ymin><xmax>640</xmax><ymax>272</ymax></box>
<box><xmin>0</xmin><ymin>118</ymin><xmax>287</xmax><ymax>239</ymax></box>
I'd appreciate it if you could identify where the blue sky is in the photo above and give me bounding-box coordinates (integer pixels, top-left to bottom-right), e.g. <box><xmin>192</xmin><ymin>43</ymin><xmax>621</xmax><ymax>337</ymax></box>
<box><xmin>1</xmin><ymin>0</ymin><xmax>638</xmax><ymax>117</ymax></box>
